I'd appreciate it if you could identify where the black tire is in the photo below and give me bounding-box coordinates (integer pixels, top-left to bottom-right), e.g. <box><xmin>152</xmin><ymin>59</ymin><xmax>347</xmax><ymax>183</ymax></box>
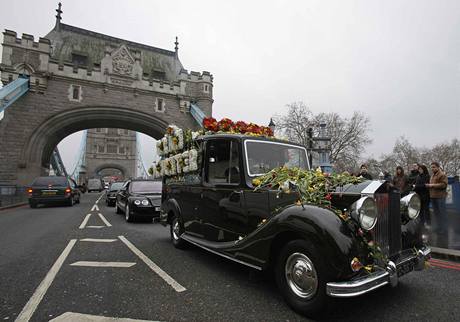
<box><xmin>29</xmin><ymin>201</ymin><xmax>37</xmax><ymax>208</ymax></box>
<box><xmin>67</xmin><ymin>197</ymin><xmax>74</xmax><ymax>207</ymax></box>
<box><xmin>76</xmin><ymin>196</ymin><xmax>80</xmax><ymax>204</ymax></box>
<box><xmin>125</xmin><ymin>204</ymin><xmax>136</xmax><ymax>222</ymax></box>
<box><xmin>275</xmin><ymin>239</ymin><xmax>332</xmax><ymax>317</ymax></box>
<box><xmin>170</xmin><ymin>215</ymin><xmax>187</xmax><ymax>249</ymax></box>
<box><xmin>116</xmin><ymin>203</ymin><xmax>122</xmax><ymax>214</ymax></box>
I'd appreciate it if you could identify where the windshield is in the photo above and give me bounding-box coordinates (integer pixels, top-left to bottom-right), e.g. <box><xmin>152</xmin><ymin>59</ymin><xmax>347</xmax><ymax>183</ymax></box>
<box><xmin>245</xmin><ymin>140</ymin><xmax>309</xmax><ymax>176</ymax></box>
<box><xmin>32</xmin><ymin>176</ymin><xmax>68</xmax><ymax>186</ymax></box>
<box><xmin>131</xmin><ymin>181</ymin><xmax>162</xmax><ymax>193</ymax></box>
<box><xmin>109</xmin><ymin>182</ymin><xmax>124</xmax><ymax>191</ymax></box>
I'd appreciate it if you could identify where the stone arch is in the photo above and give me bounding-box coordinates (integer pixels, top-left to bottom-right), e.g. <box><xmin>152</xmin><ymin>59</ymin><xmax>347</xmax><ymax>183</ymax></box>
<box><xmin>93</xmin><ymin>163</ymin><xmax>128</xmax><ymax>178</ymax></box>
<box><xmin>18</xmin><ymin>105</ymin><xmax>168</xmax><ymax>184</ymax></box>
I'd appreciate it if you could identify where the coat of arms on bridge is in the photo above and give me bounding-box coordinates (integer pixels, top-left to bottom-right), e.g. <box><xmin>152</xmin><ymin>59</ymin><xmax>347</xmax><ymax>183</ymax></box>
<box><xmin>111</xmin><ymin>45</ymin><xmax>135</xmax><ymax>76</ymax></box>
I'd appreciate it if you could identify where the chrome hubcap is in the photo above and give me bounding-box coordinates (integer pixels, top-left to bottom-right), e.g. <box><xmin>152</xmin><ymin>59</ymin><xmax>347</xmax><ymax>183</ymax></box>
<box><xmin>285</xmin><ymin>252</ymin><xmax>318</xmax><ymax>299</ymax></box>
<box><xmin>172</xmin><ymin>220</ymin><xmax>180</xmax><ymax>240</ymax></box>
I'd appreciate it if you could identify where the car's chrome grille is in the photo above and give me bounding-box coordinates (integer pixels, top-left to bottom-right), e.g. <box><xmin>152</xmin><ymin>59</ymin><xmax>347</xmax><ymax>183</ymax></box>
<box><xmin>374</xmin><ymin>192</ymin><xmax>401</xmax><ymax>257</ymax></box>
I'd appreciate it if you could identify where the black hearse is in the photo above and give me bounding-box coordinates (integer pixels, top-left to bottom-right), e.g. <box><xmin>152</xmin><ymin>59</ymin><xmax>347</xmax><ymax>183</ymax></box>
<box><xmin>160</xmin><ymin>133</ymin><xmax>431</xmax><ymax>316</ymax></box>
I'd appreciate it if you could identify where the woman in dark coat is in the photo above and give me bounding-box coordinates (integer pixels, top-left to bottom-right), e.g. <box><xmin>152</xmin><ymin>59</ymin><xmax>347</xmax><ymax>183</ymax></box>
<box><xmin>392</xmin><ymin>166</ymin><xmax>410</xmax><ymax>196</ymax></box>
<box><xmin>413</xmin><ymin>164</ymin><xmax>431</xmax><ymax>228</ymax></box>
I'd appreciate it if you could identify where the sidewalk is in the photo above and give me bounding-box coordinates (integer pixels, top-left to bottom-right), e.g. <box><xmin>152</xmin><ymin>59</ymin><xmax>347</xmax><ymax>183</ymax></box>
<box><xmin>427</xmin><ymin>207</ymin><xmax>460</xmax><ymax>258</ymax></box>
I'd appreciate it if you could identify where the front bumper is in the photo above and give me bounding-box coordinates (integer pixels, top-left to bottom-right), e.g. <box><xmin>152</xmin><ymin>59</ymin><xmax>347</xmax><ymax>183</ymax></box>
<box><xmin>130</xmin><ymin>205</ymin><xmax>161</xmax><ymax>218</ymax></box>
<box><xmin>326</xmin><ymin>246</ymin><xmax>431</xmax><ymax>298</ymax></box>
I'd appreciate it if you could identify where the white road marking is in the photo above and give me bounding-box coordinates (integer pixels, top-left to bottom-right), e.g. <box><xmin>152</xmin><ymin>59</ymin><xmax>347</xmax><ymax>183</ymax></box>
<box><xmin>78</xmin><ymin>214</ymin><xmax>91</xmax><ymax>229</ymax></box>
<box><xmin>86</xmin><ymin>225</ymin><xmax>105</xmax><ymax>229</ymax></box>
<box><xmin>15</xmin><ymin>239</ymin><xmax>77</xmax><ymax>322</ymax></box>
<box><xmin>50</xmin><ymin>312</ymin><xmax>159</xmax><ymax>322</ymax></box>
<box><xmin>91</xmin><ymin>204</ymin><xmax>99</xmax><ymax>212</ymax></box>
<box><xmin>80</xmin><ymin>238</ymin><xmax>117</xmax><ymax>243</ymax></box>
<box><xmin>97</xmin><ymin>213</ymin><xmax>112</xmax><ymax>227</ymax></box>
<box><xmin>70</xmin><ymin>261</ymin><xmax>136</xmax><ymax>268</ymax></box>
<box><xmin>118</xmin><ymin>235</ymin><xmax>186</xmax><ymax>293</ymax></box>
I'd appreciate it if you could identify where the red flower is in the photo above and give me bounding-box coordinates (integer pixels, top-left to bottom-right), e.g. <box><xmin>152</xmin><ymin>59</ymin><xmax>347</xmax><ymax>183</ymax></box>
<box><xmin>217</xmin><ymin>118</ymin><xmax>234</xmax><ymax>131</ymax></box>
<box><xmin>203</xmin><ymin>117</ymin><xmax>218</xmax><ymax>132</ymax></box>
<box><xmin>325</xmin><ymin>193</ymin><xmax>332</xmax><ymax>201</ymax></box>
<box><xmin>235</xmin><ymin>121</ymin><xmax>248</xmax><ymax>133</ymax></box>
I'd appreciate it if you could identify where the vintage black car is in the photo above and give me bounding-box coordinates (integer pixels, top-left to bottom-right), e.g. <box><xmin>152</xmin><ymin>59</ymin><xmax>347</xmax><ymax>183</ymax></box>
<box><xmin>160</xmin><ymin>134</ymin><xmax>431</xmax><ymax>316</ymax></box>
<box><xmin>115</xmin><ymin>179</ymin><xmax>162</xmax><ymax>222</ymax></box>
<box><xmin>28</xmin><ymin>176</ymin><xmax>81</xmax><ymax>208</ymax></box>
<box><xmin>105</xmin><ymin>181</ymin><xmax>125</xmax><ymax>207</ymax></box>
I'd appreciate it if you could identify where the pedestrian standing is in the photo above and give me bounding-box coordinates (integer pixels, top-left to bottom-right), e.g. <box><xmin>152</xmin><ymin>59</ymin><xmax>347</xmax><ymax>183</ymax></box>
<box><xmin>392</xmin><ymin>166</ymin><xmax>410</xmax><ymax>196</ymax></box>
<box><xmin>413</xmin><ymin>164</ymin><xmax>430</xmax><ymax>228</ymax></box>
<box><xmin>408</xmin><ymin>163</ymin><xmax>419</xmax><ymax>186</ymax></box>
<box><xmin>358</xmin><ymin>164</ymin><xmax>373</xmax><ymax>180</ymax></box>
<box><xmin>426</xmin><ymin>162</ymin><xmax>448</xmax><ymax>234</ymax></box>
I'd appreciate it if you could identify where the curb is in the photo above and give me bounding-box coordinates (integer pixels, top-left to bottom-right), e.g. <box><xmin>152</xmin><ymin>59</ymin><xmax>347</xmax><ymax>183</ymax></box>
<box><xmin>0</xmin><ymin>202</ymin><xmax>28</xmax><ymax>211</ymax></box>
<box><xmin>430</xmin><ymin>246</ymin><xmax>460</xmax><ymax>263</ymax></box>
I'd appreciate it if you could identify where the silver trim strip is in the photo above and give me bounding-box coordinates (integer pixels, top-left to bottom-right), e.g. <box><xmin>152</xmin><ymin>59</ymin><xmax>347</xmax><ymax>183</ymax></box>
<box><xmin>181</xmin><ymin>234</ymin><xmax>263</xmax><ymax>271</ymax></box>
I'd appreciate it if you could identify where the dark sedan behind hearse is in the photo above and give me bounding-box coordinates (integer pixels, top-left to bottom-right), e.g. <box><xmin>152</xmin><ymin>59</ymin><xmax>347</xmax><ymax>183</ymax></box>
<box><xmin>160</xmin><ymin>133</ymin><xmax>431</xmax><ymax>317</ymax></box>
<box><xmin>28</xmin><ymin>176</ymin><xmax>80</xmax><ymax>208</ymax></box>
<box><xmin>105</xmin><ymin>181</ymin><xmax>125</xmax><ymax>207</ymax></box>
<box><xmin>115</xmin><ymin>179</ymin><xmax>162</xmax><ymax>222</ymax></box>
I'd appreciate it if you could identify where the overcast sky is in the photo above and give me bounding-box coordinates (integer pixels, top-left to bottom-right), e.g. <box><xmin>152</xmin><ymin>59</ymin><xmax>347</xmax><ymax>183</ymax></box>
<box><xmin>1</xmin><ymin>0</ymin><xmax>459</xmax><ymax>172</ymax></box>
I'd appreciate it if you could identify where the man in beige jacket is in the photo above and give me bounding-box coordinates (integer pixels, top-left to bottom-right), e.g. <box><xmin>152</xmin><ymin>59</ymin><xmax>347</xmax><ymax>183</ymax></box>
<box><xmin>426</xmin><ymin>162</ymin><xmax>448</xmax><ymax>234</ymax></box>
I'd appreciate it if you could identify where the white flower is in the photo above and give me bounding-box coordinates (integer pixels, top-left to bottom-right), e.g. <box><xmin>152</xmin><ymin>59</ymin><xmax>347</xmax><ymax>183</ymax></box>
<box><xmin>182</xmin><ymin>151</ymin><xmax>190</xmax><ymax>173</ymax></box>
<box><xmin>281</xmin><ymin>181</ymin><xmax>290</xmax><ymax>193</ymax></box>
<box><xmin>188</xmin><ymin>149</ymin><xmax>198</xmax><ymax>171</ymax></box>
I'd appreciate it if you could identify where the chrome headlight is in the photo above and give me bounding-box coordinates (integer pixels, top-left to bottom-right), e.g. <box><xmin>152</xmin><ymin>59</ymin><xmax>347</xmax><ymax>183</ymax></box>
<box><xmin>401</xmin><ymin>193</ymin><xmax>421</xmax><ymax>220</ymax></box>
<box><xmin>141</xmin><ymin>199</ymin><xmax>149</xmax><ymax>206</ymax></box>
<box><xmin>353</xmin><ymin>196</ymin><xmax>378</xmax><ymax>231</ymax></box>
<box><xmin>134</xmin><ymin>200</ymin><xmax>141</xmax><ymax>206</ymax></box>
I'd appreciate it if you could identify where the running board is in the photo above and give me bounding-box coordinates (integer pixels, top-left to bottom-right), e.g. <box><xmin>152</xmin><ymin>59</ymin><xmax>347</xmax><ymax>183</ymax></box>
<box><xmin>180</xmin><ymin>233</ymin><xmax>262</xmax><ymax>271</ymax></box>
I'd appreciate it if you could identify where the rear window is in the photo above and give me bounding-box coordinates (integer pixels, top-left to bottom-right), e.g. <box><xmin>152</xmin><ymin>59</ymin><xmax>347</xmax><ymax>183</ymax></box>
<box><xmin>32</xmin><ymin>176</ymin><xmax>68</xmax><ymax>186</ymax></box>
<box><xmin>109</xmin><ymin>182</ymin><xmax>124</xmax><ymax>191</ymax></box>
<box><xmin>131</xmin><ymin>181</ymin><xmax>162</xmax><ymax>193</ymax></box>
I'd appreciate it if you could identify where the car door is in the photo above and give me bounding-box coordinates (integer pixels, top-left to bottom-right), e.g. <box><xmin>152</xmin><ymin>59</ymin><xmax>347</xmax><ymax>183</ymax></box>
<box><xmin>200</xmin><ymin>138</ymin><xmax>247</xmax><ymax>242</ymax></box>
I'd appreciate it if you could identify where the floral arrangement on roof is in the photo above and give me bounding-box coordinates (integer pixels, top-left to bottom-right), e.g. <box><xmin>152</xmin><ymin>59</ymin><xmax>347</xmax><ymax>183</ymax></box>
<box><xmin>203</xmin><ymin>117</ymin><xmax>274</xmax><ymax>137</ymax></box>
<box><xmin>150</xmin><ymin>117</ymin><xmax>275</xmax><ymax>178</ymax></box>
<box><xmin>252</xmin><ymin>166</ymin><xmax>388</xmax><ymax>271</ymax></box>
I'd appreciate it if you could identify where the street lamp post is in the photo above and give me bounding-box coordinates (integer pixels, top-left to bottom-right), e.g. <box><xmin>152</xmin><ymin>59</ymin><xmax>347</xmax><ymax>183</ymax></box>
<box><xmin>268</xmin><ymin>118</ymin><xmax>275</xmax><ymax>134</ymax></box>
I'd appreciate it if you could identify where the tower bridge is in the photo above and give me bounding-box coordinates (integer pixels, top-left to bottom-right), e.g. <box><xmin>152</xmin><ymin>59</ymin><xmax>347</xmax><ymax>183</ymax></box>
<box><xmin>0</xmin><ymin>3</ymin><xmax>213</xmax><ymax>187</ymax></box>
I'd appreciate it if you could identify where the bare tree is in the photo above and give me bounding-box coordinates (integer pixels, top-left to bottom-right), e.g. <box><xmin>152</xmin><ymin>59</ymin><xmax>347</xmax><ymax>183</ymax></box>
<box><xmin>420</xmin><ymin>139</ymin><xmax>460</xmax><ymax>176</ymax></box>
<box><xmin>379</xmin><ymin>136</ymin><xmax>420</xmax><ymax>171</ymax></box>
<box><xmin>274</xmin><ymin>102</ymin><xmax>372</xmax><ymax>173</ymax></box>
<box><xmin>273</xmin><ymin>102</ymin><xmax>315</xmax><ymax>147</ymax></box>
<box><xmin>315</xmin><ymin>111</ymin><xmax>371</xmax><ymax>171</ymax></box>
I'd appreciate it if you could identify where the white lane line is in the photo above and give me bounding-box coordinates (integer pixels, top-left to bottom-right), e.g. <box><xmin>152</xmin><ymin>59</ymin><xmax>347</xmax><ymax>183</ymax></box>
<box><xmin>80</xmin><ymin>238</ymin><xmax>117</xmax><ymax>243</ymax></box>
<box><xmin>91</xmin><ymin>204</ymin><xmax>99</xmax><ymax>212</ymax></box>
<box><xmin>79</xmin><ymin>214</ymin><xmax>92</xmax><ymax>229</ymax></box>
<box><xmin>70</xmin><ymin>261</ymin><xmax>136</xmax><ymax>268</ymax></box>
<box><xmin>15</xmin><ymin>239</ymin><xmax>77</xmax><ymax>322</ymax></box>
<box><xmin>86</xmin><ymin>225</ymin><xmax>105</xmax><ymax>229</ymax></box>
<box><xmin>98</xmin><ymin>213</ymin><xmax>112</xmax><ymax>227</ymax></box>
<box><xmin>118</xmin><ymin>235</ymin><xmax>186</xmax><ymax>293</ymax></box>
<box><xmin>50</xmin><ymin>312</ymin><xmax>160</xmax><ymax>322</ymax></box>
<box><xmin>95</xmin><ymin>193</ymin><xmax>104</xmax><ymax>204</ymax></box>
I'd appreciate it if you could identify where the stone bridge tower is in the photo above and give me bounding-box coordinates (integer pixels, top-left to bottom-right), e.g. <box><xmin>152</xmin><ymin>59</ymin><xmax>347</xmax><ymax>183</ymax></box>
<box><xmin>85</xmin><ymin>128</ymin><xmax>137</xmax><ymax>181</ymax></box>
<box><xmin>0</xmin><ymin>3</ymin><xmax>213</xmax><ymax>186</ymax></box>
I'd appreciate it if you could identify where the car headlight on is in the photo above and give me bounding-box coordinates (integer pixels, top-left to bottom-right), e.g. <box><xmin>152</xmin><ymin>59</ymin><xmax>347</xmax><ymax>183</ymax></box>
<box><xmin>134</xmin><ymin>200</ymin><xmax>141</xmax><ymax>206</ymax></box>
<box><xmin>352</xmin><ymin>196</ymin><xmax>378</xmax><ymax>231</ymax></box>
<box><xmin>400</xmin><ymin>193</ymin><xmax>421</xmax><ymax>220</ymax></box>
<box><xmin>141</xmin><ymin>199</ymin><xmax>149</xmax><ymax>206</ymax></box>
